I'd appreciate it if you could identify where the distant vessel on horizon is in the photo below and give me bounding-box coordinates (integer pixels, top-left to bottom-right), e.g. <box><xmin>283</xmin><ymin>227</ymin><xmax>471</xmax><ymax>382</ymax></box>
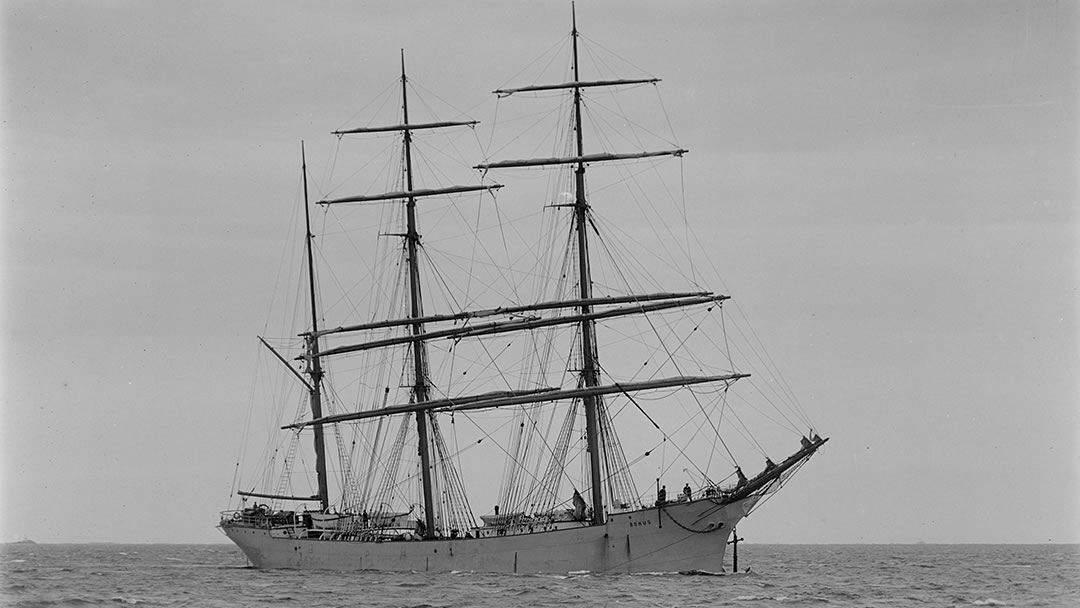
<box><xmin>219</xmin><ymin>7</ymin><xmax>826</xmax><ymax>574</ymax></box>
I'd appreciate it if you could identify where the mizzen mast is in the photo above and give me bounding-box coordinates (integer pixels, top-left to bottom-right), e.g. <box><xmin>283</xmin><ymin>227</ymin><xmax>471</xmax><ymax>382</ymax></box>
<box><xmin>302</xmin><ymin>142</ymin><xmax>331</xmax><ymax>512</ymax></box>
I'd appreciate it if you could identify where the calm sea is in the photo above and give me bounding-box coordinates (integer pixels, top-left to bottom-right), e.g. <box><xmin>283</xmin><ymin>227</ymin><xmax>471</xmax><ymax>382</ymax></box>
<box><xmin>2</xmin><ymin>543</ymin><xmax>1077</xmax><ymax>607</ymax></box>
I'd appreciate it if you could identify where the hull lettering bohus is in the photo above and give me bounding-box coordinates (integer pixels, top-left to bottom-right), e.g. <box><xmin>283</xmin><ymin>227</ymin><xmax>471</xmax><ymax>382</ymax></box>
<box><xmin>220</xmin><ymin>7</ymin><xmax>827</xmax><ymax>574</ymax></box>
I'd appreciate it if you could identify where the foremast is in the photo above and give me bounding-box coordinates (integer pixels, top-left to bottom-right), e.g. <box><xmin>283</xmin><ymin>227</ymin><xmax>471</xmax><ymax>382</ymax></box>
<box><xmin>476</xmin><ymin>6</ymin><xmax>686</xmax><ymax>525</ymax></box>
<box><xmin>570</xmin><ymin>8</ymin><xmax>605</xmax><ymax>526</ymax></box>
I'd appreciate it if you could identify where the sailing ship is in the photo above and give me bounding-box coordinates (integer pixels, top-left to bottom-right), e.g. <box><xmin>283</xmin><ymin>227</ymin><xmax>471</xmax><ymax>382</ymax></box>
<box><xmin>220</xmin><ymin>9</ymin><xmax>827</xmax><ymax>574</ymax></box>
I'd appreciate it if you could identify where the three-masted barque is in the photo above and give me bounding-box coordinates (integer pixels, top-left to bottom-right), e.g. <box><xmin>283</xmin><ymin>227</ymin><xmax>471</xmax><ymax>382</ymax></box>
<box><xmin>220</xmin><ymin>9</ymin><xmax>827</xmax><ymax>574</ymax></box>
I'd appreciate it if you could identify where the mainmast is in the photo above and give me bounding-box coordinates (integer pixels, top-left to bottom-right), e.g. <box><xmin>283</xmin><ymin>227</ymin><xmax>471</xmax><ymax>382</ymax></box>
<box><xmin>302</xmin><ymin>142</ymin><xmax>330</xmax><ymax>511</ymax></box>
<box><xmin>569</xmin><ymin>5</ymin><xmax>605</xmax><ymax>526</ymax></box>
<box><xmin>399</xmin><ymin>52</ymin><xmax>437</xmax><ymax>538</ymax></box>
<box><xmin>316</xmin><ymin>55</ymin><xmax>502</xmax><ymax>537</ymax></box>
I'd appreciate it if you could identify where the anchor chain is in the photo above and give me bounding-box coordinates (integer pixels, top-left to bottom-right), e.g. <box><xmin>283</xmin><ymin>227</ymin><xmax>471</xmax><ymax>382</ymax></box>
<box><xmin>659</xmin><ymin>505</ymin><xmax>727</xmax><ymax>534</ymax></box>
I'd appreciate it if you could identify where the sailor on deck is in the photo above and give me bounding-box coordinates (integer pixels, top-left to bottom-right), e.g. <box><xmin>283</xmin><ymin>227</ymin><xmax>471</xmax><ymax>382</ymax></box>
<box><xmin>572</xmin><ymin>489</ymin><xmax>587</xmax><ymax>521</ymax></box>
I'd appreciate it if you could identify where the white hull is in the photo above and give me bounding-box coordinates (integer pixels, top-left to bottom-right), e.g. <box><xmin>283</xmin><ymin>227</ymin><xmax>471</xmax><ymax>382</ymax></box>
<box><xmin>221</xmin><ymin>497</ymin><xmax>755</xmax><ymax>574</ymax></box>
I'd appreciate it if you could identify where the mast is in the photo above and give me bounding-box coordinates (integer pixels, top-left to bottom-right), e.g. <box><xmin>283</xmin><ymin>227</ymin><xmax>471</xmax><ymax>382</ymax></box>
<box><xmin>313</xmin><ymin>57</ymin><xmax>499</xmax><ymax>534</ymax></box>
<box><xmin>474</xmin><ymin>6</ymin><xmax>688</xmax><ymax>525</ymax></box>
<box><xmin>400</xmin><ymin>51</ymin><xmax>437</xmax><ymax>538</ymax></box>
<box><xmin>302</xmin><ymin>142</ymin><xmax>330</xmax><ymax>511</ymax></box>
<box><xmin>570</xmin><ymin>4</ymin><xmax>606</xmax><ymax>526</ymax></box>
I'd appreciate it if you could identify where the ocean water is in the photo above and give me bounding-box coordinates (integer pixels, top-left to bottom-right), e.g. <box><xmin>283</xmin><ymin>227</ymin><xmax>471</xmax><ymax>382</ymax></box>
<box><xmin>2</xmin><ymin>543</ymin><xmax>1077</xmax><ymax>607</ymax></box>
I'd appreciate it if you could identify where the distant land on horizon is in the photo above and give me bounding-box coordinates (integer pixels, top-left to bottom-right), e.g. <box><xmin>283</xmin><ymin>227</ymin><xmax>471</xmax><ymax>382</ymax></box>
<box><xmin>6</xmin><ymin>540</ymin><xmax>1076</xmax><ymax>546</ymax></box>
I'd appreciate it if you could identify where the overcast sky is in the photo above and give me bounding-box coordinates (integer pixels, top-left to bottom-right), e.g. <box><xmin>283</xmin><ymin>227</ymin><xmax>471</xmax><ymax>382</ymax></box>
<box><xmin>2</xmin><ymin>1</ymin><xmax>1077</xmax><ymax>544</ymax></box>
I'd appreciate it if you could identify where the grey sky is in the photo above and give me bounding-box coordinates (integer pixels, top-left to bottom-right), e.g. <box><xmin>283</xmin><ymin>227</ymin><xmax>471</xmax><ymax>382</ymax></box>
<box><xmin>2</xmin><ymin>1</ymin><xmax>1076</xmax><ymax>544</ymax></box>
